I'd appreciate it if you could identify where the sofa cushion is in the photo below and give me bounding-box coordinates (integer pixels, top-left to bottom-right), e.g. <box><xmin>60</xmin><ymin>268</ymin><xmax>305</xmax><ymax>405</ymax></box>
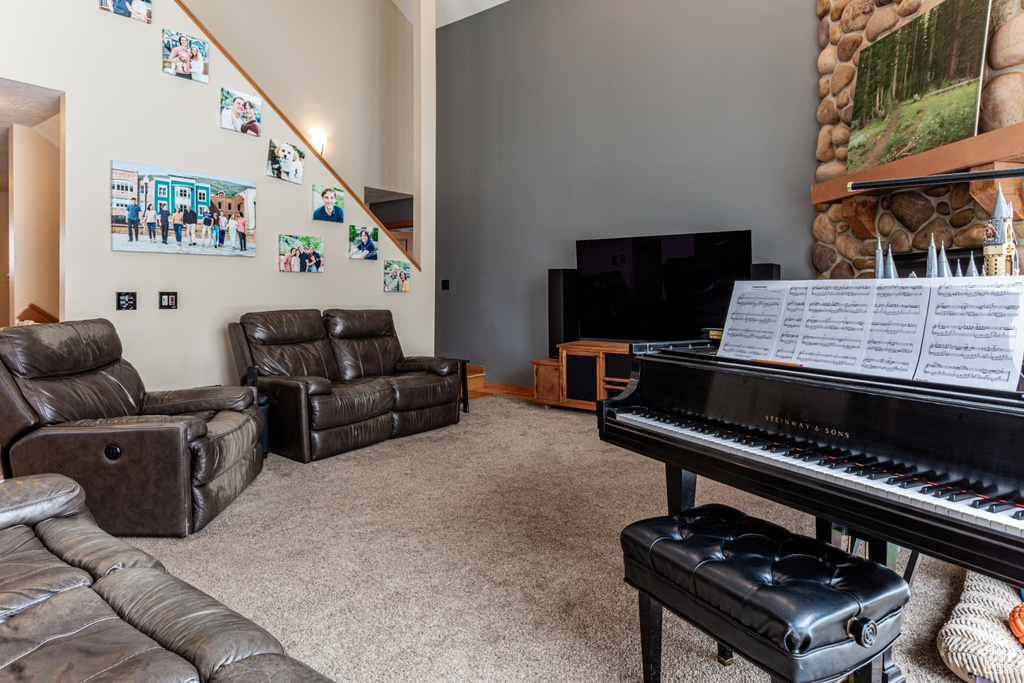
<box><xmin>308</xmin><ymin>377</ymin><xmax>395</xmax><ymax>429</ymax></box>
<box><xmin>0</xmin><ymin>473</ymin><xmax>86</xmax><ymax>530</ymax></box>
<box><xmin>190</xmin><ymin>409</ymin><xmax>264</xmax><ymax>486</ymax></box>
<box><xmin>0</xmin><ymin>319</ymin><xmax>146</xmax><ymax>425</ymax></box>
<box><xmin>35</xmin><ymin>513</ymin><xmax>166</xmax><ymax>580</ymax></box>
<box><xmin>94</xmin><ymin>568</ymin><xmax>285</xmax><ymax>681</ymax></box>
<box><xmin>241</xmin><ymin>309</ymin><xmax>340</xmax><ymax>381</ymax></box>
<box><xmin>388</xmin><ymin>372</ymin><xmax>460</xmax><ymax>411</ymax></box>
<box><xmin>323</xmin><ymin>309</ymin><xmax>403</xmax><ymax>379</ymax></box>
<box><xmin>0</xmin><ymin>585</ymin><xmax>201</xmax><ymax>682</ymax></box>
<box><xmin>0</xmin><ymin>525</ymin><xmax>92</xmax><ymax>623</ymax></box>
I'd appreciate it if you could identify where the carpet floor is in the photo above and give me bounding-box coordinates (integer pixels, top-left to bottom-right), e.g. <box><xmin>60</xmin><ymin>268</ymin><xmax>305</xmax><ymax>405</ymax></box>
<box><xmin>128</xmin><ymin>396</ymin><xmax>965</xmax><ymax>682</ymax></box>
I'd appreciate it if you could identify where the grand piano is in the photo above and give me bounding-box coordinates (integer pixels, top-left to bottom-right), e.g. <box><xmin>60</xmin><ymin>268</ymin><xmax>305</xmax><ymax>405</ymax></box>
<box><xmin>599</xmin><ymin>343</ymin><xmax>1024</xmax><ymax>587</ymax></box>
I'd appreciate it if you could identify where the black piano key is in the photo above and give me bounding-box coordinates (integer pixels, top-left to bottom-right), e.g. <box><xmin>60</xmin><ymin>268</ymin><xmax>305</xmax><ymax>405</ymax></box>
<box><xmin>944</xmin><ymin>491</ymin><xmax>978</xmax><ymax>502</ymax></box>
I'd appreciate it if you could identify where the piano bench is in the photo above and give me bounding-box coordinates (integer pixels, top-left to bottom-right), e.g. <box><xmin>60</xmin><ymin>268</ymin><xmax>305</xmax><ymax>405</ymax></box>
<box><xmin>621</xmin><ymin>504</ymin><xmax>911</xmax><ymax>683</ymax></box>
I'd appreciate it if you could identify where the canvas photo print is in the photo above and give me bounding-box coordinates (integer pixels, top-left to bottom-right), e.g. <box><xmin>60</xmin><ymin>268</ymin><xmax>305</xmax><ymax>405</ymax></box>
<box><xmin>99</xmin><ymin>0</ymin><xmax>151</xmax><ymax>23</ymax></box>
<box><xmin>312</xmin><ymin>184</ymin><xmax>344</xmax><ymax>222</ymax></box>
<box><xmin>384</xmin><ymin>260</ymin><xmax>411</xmax><ymax>292</ymax></box>
<box><xmin>847</xmin><ymin>0</ymin><xmax>991</xmax><ymax>173</ymax></box>
<box><xmin>349</xmin><ymin>226</ymin><xmax>378</xmax><ymax>260</ymax></box>
<box><xmin>220</xmin><ymin>87</ymin><xmax>262</xmax><ymax>136</ymax></box>
<box><xmin>279</xmin><ymin>235</ymin><xmax>325</xmax><ymax>272</ymax></box>
<box><xmin>111</xmin><ymin>160</ymin><xmax>256</xmax><ymax>257</ymax></box>
<box><xmin>267</xmin><ymin>139</ymin><xmax>305</xmax><ymax>184</ymax></box>
<box><xmin>163</xmin><ymin>30</ymin><xmax>209</xmax><ymax>83</ymax></box>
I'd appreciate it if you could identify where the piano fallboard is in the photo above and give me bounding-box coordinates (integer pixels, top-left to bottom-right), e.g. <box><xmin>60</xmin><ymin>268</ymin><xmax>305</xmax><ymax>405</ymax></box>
<box><xmin>599</xmin><ymin>350</ymin><xmax>1024</xmax><ymax>586</ymax></box>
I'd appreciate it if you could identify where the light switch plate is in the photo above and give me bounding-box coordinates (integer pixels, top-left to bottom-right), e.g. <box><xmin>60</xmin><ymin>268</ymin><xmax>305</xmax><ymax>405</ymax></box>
<box><xmin>116</xmin><ymin>292</ymin><xmax>137</xmax><ymax>310</ymax></box>
<box><xmin>159</xmin><ymin>292</ymin><xmax>178</xmax><ymax>309</ymax></box>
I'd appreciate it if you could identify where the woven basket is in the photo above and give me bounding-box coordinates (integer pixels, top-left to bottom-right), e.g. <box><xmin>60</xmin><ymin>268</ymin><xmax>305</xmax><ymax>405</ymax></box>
<box><xmin>937</xmin><ymin>572</ymin><xmax>1024</xmax><ymax>683</ymax></box>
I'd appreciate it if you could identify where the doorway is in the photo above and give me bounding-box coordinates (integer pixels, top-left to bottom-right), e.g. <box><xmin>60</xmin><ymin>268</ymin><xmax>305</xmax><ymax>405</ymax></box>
<box><xmin>1</xmin><ymin>77</ymin><xmax>63</xmax><ymax>326</ymax></box>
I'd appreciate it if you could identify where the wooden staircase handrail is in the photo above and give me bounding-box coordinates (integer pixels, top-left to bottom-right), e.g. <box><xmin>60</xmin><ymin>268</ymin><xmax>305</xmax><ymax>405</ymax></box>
<box><xmin>17</xmin><ymin>304</ymin><xmax>58</xmax><ymax>324</ymax></box>
<box><xmin>174</xmin><ymin>0</ymin><xmax>420</xmax><ymax>271</ymax></box>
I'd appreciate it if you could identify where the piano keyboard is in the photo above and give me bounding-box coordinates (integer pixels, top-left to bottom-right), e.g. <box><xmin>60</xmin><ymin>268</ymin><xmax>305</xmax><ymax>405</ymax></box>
<box><xmin>612</xmin><ymin>407</ymin><xmax>1024</xmax><ymax>539</ymax></box>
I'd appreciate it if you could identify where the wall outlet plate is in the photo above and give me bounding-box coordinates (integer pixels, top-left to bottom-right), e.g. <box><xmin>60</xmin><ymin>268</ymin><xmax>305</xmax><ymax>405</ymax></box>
<box><xmin>116</xmin><ymin>292</ymin><xmax>137</xmax><ymax>310</ymax></box>
<box><xmin>159</xmin><ymin>292</ymin><xmax>178</xmax><ymax>309</ymax></box>
<box><xmin>441</xmin><ymin>280</ymin><xmax>450</xmax><ymax>290</ymax></box>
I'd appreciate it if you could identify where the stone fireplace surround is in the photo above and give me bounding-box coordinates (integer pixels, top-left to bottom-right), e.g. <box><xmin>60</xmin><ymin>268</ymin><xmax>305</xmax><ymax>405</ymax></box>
<box><xmin>813</xmin><ymin>0</ymin><xmax>1024</xmax><ymax>279</ymax></box>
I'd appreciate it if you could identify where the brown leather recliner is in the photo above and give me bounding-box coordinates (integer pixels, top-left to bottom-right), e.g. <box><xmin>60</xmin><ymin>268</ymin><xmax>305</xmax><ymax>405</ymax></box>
<box><xmin>0</xmin><ymin>319</ymin><xmax>264</xmax><ymax>536</ymax></box>
<box><xmin>228</xmin><ymin>309</ymin><xmax>460</xmax><ymax>463</ymax></box>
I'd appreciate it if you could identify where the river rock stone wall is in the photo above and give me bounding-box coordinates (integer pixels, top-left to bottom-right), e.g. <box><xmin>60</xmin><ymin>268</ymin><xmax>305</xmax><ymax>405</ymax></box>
<box><xmin>813</xmin><ymin>0</ymin><xmax>1024</xmax><ymax>278</ymax></box>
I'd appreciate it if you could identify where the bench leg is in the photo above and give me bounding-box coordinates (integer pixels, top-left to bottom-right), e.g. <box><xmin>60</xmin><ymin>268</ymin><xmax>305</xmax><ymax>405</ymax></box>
<box><xmin>851</xmin><ymin>646</ymin><xmax>904</xmax><ymax>683</ymax></box>
<box><xmin>638</xmin><ymin>592</ymin><xmax>663</xmax><ymax>683</ymax></box>
<box><xmin>716</xmin><ymin>642</ymin><xmax>734</xmax><ymax>666</ymax></box>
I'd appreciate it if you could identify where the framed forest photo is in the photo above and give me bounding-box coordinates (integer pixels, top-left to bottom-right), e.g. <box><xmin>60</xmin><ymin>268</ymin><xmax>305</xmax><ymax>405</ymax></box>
<box><xmin>847</xmin><ymin>0</ymin><xmax>991</xmax><ymax>173</ymax></box>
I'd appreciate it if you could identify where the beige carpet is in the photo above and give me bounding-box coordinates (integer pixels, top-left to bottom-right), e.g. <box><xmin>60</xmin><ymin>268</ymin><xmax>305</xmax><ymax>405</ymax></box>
<box><xmin>128</xmin><ymin>396</ymin><xmax>965</xmax><ymax>682</ymax></box>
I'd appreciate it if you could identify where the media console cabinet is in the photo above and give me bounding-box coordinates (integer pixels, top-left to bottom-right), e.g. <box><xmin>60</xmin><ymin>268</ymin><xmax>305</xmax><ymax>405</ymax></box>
<box><xmin>531</xmin><ymin>340</ymin><xmax>631</xmax><ymax>411</ymax></box>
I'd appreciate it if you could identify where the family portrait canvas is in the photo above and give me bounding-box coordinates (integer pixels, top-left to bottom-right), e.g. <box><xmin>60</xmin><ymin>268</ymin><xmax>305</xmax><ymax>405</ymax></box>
<box><xmin>349</xmin><ymin>226</ymin><xmax>378</xmax><ymax>260</ymax></box>
<box><xmin>384</xmin><ymin>260</ymin><xmax>411</xmax><ymax>292</ymax></box>
<box><xmin>267</xmin><ymin>139</ymin><xmax>305</xmax><ymax>184</ymax></box>
<box><xmin>162</xmin><ymin>30</ymin><xmax>209</xmax><ymax>83</ymax></box>
<box><xmin>312</xmin><ymin>184</ymin><xmax>344</xmax><ymax>222</ymax></box>
<box><xmin>220</xmin><ymin>87</ymin><xmax>262</xmax><ymax>136</ymax></box>
<box><xmin>847</xmin><ymin>0</ymin><xmax>991</xmax><ymax>173</ymax></box>
<box><xmin>111</xmin><ymin>160</ymin><xmax>256</xmax><ymax>257</ymax></box>
<box><xmin>279</xmin><ymin>235</ymin><xmax>325</xmax><ymax>273</ymax></box>
<box><xmin>99</xmin><ymin>0</ymin><xmax>151</xmax><ymax>23</ymax></box>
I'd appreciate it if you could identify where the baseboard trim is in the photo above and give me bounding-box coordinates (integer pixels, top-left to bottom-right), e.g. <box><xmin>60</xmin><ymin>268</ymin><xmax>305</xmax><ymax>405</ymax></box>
<box><xmin>480</xmin><ymin>381</ymin><xmax>533</xmax><ymax>400</ymax></box>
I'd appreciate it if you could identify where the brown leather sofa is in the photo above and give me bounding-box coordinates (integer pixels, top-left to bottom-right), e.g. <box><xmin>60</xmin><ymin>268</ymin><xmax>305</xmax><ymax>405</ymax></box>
<box><xmin>0</xmin><ymin>319</ymin><xmax>264</xmax><ymax>537</ymax></box>
<box><xmin>0</xmin><ymin>473</ymin><xmax>332</xmax><ymax>682</ymax></box>
<box><xmin>228</xmin><ymin>309</ymin><xmax>460</xmax><ymax>463</ymax></box>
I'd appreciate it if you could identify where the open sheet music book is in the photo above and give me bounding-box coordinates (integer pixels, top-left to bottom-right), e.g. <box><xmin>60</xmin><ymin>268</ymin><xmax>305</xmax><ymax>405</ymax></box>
<box><xmin>719</xmin><ymin>279</ymin><xmax>1024</xmax><ymax>392</ymax></box>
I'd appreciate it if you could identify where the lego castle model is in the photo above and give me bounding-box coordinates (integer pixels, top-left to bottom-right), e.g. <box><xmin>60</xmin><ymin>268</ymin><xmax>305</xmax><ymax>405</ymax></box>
<box><xmin>983</xmin><ymin>184</ymin><xmax>1019</xmax><ymax>277</ymax></box>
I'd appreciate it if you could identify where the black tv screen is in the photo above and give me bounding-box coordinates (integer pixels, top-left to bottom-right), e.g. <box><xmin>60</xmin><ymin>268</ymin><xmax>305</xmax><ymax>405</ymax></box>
<box><xmin>575</xmin><ymin>230</ymin><xmax>752</xmax><ymax>342</ymax></box>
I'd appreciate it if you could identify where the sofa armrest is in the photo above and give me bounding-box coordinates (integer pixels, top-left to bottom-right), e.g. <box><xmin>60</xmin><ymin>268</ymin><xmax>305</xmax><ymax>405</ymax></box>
<box><xmin>142</xmin><ymin>386</ymin><xmax>256</xmax><ymax>415</ymax></box>
<box><xmin>8</xmin><ymin>422</ymin><xmax>196</xmax><ymax>536</ymax></box>
<box><xmin>0</xmin><ymin>474</ymin><xmax>87</xmax><ymax>531</ymax></box>
<box><xmin>395</xmin><ymin>356</ymin><xmax>459</xmax><ymax>376</ymax></box>
<box><xmin>211</xmin><ymin>653</ymin><xmax>335</xmax><ymax>683</ymax></box>
<box><xmin>255</xmin><ymin>376</ymin><xmax>330</xmax><ymax>463</ymax></box>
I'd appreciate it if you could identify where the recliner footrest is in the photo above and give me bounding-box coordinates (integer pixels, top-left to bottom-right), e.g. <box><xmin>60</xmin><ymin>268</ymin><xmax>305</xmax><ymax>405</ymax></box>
<box><xmin>621</xmin><ymin>504</ymin><xmax>911</xmax><ymax>683</ymax></box>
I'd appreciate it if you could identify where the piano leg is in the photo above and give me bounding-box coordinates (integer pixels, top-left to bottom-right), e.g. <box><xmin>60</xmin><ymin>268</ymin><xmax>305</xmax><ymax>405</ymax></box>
<box><xmin>816</xmin><ymin>518</ymin><xmax>846</xmax><ymax>549</ymax></box>
<box><xmin>665</xmin><ymin>465</ymin><xmax>696</xmax><ymax>515</ymax></box>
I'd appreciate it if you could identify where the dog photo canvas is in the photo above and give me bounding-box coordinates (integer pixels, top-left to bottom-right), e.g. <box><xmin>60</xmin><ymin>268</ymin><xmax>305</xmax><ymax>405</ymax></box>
<box><xmin>163</xmin><ymin>30</ymin><xmax>209</xmax><ymax>83</ymax></box>
<box><xmin>267</xmin><ymin>138</ymin><xmax>306</xmax><ymax>184</ymax></box>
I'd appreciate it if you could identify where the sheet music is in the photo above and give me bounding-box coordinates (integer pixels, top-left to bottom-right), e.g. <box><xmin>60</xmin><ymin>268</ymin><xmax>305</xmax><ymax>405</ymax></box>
<box><xmin>861</xmin><ymin>282</ymin><xmax>930</xmax><ymax>379</ymax></box>
<box><xmin>720</xmin><ymin>278</ymin><xmax>1024</xmax><ymax>392</ymax></box>
<box><xmin>916</xmin><ymin>279</ymin><xmax>1024</xmax><ymax>390</ymax></box>
<box><xmin>795</xmin><ymin>282</ymin><xmax>874</xmax><ymax>371</ymax></box>
<box><xmin>717</xmin><ymin>283</ymin><xmax>787</xmax><ymax>359</ymax></box>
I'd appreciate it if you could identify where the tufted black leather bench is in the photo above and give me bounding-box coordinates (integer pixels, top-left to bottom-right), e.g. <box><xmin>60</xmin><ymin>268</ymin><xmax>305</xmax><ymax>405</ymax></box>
<box><xmin>621</xmin><ymin>504</ymin><xmax>911</xmax><ymax>683</ymax></box>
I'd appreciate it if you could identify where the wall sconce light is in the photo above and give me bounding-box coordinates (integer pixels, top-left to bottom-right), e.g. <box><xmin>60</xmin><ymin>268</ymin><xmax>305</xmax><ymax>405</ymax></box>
<box><xmin>311</xmin><ymin>130</ymin><xmax>327</xmax><ymax>156</ymax></box>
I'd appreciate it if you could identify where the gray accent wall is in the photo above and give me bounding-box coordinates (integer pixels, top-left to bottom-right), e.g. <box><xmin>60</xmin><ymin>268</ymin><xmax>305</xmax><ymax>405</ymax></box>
<box><xmin>436</xmin><ymin>0</ymin><xmax>820</xmax><ymax>386</ymax></box>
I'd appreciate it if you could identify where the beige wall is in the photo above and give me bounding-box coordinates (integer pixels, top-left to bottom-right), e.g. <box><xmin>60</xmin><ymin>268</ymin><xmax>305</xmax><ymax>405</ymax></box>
<box><xmin>185</xmin><ymin>0</ymin><xmax>416</xmax><ymax>197</ymax></box>
<box><xmin>0</xmin><ymin>191</ymin><xmax>8</xmax><ymax>325</ymax></box>
<box><xmin>0</xmin><ymin>1</ymin><xmax>431</xmax><ymax>390</ymax></box>
<box><xmin>9</xmin><ymin>125</ymin><xmax>59</xmax><ymax>324</ymax></box>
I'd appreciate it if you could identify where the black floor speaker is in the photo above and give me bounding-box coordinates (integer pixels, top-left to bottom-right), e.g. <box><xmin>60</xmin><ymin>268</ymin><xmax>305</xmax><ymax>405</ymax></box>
<box><xmin>548</xmin><ymin>269</ymin><xmax>580</xmax><ymax>358</ymax></box>
<box><xmin>750</xmin><ymin>263</ymin><xmax>781</xmax><ymax>280</ymax></box>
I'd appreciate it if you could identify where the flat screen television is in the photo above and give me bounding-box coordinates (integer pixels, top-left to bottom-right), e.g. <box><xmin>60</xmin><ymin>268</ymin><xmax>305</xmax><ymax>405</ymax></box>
<box><xmin>575</xmin><ymin>230</ymin><xmax>752</xmax><ymax>342</ymax></box>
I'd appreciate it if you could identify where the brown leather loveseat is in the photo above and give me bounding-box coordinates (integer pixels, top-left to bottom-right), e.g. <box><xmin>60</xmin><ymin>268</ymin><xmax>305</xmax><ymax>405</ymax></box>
<box><xmin>0</xmin><ymin>319</ymin><xmax>264</xmax><ymax>536</ymax></box>
<box><xmin>229</xmin><ymin>309</ymin><xmax>460</xmax><ymax>463</ymax></box>
<box><xmin>0</xmin><ymin>473</ymin><xmax>332</xmax><ymax>682</ymax></box>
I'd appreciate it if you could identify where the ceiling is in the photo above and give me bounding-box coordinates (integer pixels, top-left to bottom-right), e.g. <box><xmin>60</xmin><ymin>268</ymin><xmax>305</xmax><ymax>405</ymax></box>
<box><xmin>0</xmin><ymin>77</ymin><xmax>62</xmax><ymax>193</ymax></box>
<box><xmin>392</xmin><ymin>0</ymin><xmax>511</xmax><ymax>27</ymax></box>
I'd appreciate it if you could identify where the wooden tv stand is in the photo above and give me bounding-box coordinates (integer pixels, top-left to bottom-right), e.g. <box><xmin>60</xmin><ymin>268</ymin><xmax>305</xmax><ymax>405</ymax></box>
<box><xmin>531</xmin><ymin>340</ymin><xmax>631</xmax><ymax>411</ymax></box>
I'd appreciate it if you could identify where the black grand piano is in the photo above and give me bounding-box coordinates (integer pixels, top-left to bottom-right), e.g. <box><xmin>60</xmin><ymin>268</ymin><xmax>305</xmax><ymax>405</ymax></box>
<box><xmin>599</xmin><ymin>343</ymin><xmax>1024</xmax><ymax>586</ymax></box>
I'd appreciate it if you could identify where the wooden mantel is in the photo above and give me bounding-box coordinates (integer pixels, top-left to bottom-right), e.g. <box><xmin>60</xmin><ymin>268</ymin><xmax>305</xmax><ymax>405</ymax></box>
<box><xmin>811</xmin><ymin>120</ymin><xmax>1024</xmax><ymax>205</ymax></box>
